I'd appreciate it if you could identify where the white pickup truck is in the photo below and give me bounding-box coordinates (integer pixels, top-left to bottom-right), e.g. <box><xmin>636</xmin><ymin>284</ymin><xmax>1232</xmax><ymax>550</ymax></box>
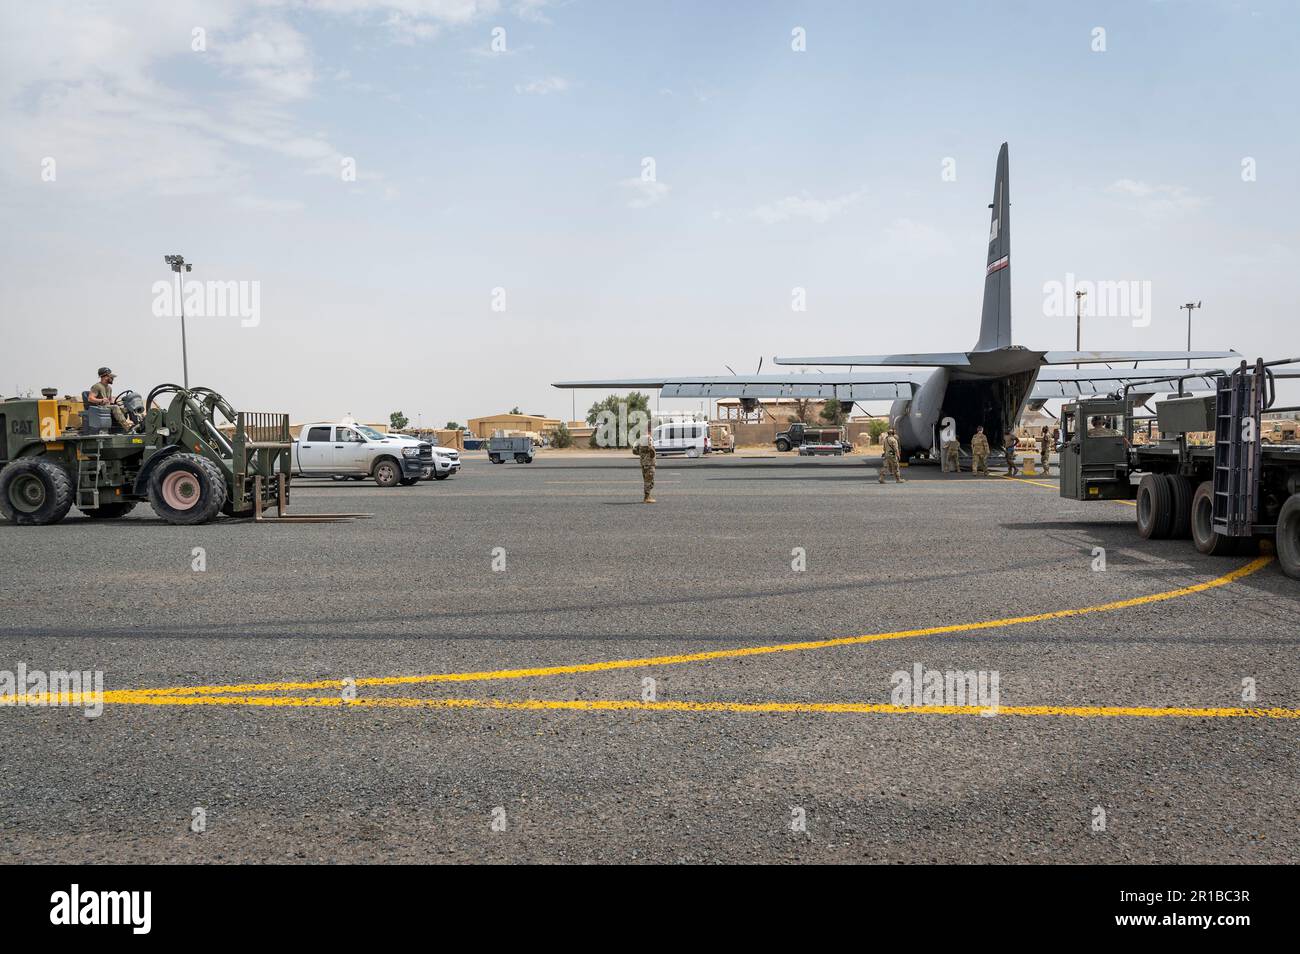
<box><xmin>292</xmin><ymin>423</ymin><xmax>431</xmax><ymax>487</ymax></box>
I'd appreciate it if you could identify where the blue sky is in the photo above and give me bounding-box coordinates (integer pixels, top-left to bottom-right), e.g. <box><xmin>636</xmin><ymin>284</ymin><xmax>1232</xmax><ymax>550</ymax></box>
<box><xmin>2</xmin><ymin>0</ymin><xmax>1297</xmax><ymax>423</ymax></box>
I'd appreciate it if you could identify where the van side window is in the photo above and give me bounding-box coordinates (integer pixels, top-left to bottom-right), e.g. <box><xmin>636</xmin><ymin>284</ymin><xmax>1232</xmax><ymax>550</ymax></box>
<box><xmin>306</xmin><ymin>426</ymin><xmax>330</xmax><ymax>441</ymax></box>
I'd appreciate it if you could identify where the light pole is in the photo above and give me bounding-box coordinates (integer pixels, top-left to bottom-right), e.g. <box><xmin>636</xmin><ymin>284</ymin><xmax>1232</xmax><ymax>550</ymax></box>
<box><xmin>1074</xmin><ymin>289</ymin><xmax>1088</xmax><ymax>368</ymax></box>
<box><xmin>1181</xmin><ymin>301</ymin><xmax>1202</xmax><ymax>368</ymax></box>
<box><xmin>164</xmin><ymin>254</ymin><xmax>193</xmax><ymax>387</ymax></box>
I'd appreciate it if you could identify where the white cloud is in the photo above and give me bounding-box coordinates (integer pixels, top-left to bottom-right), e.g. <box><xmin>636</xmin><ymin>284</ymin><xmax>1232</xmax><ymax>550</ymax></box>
<box><xmin>515</xmin><ymin>75</ymin><xmax>570</xmax><ymax>95</ymax></box>
<box><xmin>621</xmin><ymin>177</ymin><xmax>669</xmax><ymax>209</ymax></box>
<box><xmin>751</xmin><ymin>189</ymin><xmax>864</xmax><ymax>225</ymax></box>
<box><xmin>216</xmin><ymin>20</ymin><xmax>315</xmax><ymax>99</ymax></box>
<box><xmin>1106</xmin><ymin>179</ymin><xmax>1207</xmax><ymax>215</ymax></box>
<box><xmin>881</xmin><ymin>218</ymin><xmax>953</xmax><ymax>257</ymax></box>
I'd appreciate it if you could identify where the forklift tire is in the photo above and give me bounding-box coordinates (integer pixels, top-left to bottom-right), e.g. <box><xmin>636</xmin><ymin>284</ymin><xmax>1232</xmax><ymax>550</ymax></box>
<box><xmin>147</xmin><ymin>454</ymin><xmax>227</xmax><ymax>525</ymax></box>
<box><xmin>1190</xmin><ymin>480</ymin><xmax>1239</xmax><ymax>556</ymax></box>
<box><xmin>775</xmin><ymin>439</ymin><xmax>791</xmax><ymax>452</ymax></box>
<box><xmin>1136</xmin><ymin>473</ymin><xmax>1173</xmax><ymax>539</ymax></box>
<box><xmin>372</xmin><ymin>458</ymin><xmax>401</xmax><ymax>487</ymax></box>
<box><xmin>0</xmin><ymin>458</ymin><xmax>74</xmax><ymax>526</ymax></box>
<box><xmin>79</xmin><ymin>501</ymin><xmax>137</xmax><ymax>519</ymax></box>
<box><xmin>1165</xmin><ymin>474</ymin><xmax>1193</xmax><ymax>539</ymax></box>
<box><xmin>1276</xmin><ymin>494</ymin><xmax>1300</xmax><ymax>580</ymax></box>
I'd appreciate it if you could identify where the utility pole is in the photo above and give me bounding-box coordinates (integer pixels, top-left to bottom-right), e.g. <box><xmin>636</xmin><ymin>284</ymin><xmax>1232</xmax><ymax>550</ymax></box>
<box><xmin>164</xmin><ymin>254</ymin><xmax>193</xmax><ymax>387</ymax></box>
<box><xmin>1182</xmin><ymin>301</ymin><xmax>1202</xmax><ymax>368</ymax></box>
<box><xmin>1074</xmin><ymin>289</ymin><xmax>1088</xmax><ymax>368</ymax></box>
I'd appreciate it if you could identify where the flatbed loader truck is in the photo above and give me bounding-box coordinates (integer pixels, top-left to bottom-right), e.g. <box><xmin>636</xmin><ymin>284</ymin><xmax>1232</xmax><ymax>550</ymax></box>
<box><xmin>0</xmin><ymin>383</ymin><xmax>351</xmax><ymax>526</ymax></box>
<box><xmin>1060</xmin><ymin>358</ymin><xmax>1300</xmax><ymax>579</ymax></box>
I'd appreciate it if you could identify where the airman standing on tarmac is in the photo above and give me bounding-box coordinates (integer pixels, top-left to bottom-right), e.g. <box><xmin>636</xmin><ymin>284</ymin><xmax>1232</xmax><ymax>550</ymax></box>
<box><xmin>636</xmin><ymin>427</ymin><xmax>656</xmax><ymax>503</ymax></box>
<box><xmin>1004</xmin><ymin>432</ymin><xmax>1019</xmax><ymax>476</ymax></box>
<box><xmin>970</xmin><ymin>425</ymin><xmax>991</xmax><ymax>476</ymax></box>
<box><xmin>944</xmin><ymin>434</ymin><xmax>961</xmax><ymax>473</ymax></box>
<box><xmin>878</xmin><ymin>427</ymin><xmax>905</xmax><ymax>484</ymax></box>
<box><xmin>87</xmin><ymin>367</ymin><xmax>130</xmax><ymax>431</ymax></box>
<box><xmin>1038</xmin><ymin>426</ymin><xmax>1051</xmax><ymax>475</ymax></box>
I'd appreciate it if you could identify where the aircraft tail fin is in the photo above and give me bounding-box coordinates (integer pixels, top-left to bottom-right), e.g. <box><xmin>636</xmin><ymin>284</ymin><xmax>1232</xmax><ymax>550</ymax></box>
<box><xmin>976</xmin><ymin>142</ymin><xmax>1011</xmax><ymax>351</ymax></box>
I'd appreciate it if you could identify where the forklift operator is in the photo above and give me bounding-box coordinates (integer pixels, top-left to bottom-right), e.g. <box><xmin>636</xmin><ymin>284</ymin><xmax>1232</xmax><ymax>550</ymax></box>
<box><xmin>1087</xmin><ymin>415</ymin><xmax>1122</xmax><ymax>438</ymax></box>
<box><xmin>88</xmin><ymin>367</ymin><xmax>131</xmax><ymax>431</ymax></box>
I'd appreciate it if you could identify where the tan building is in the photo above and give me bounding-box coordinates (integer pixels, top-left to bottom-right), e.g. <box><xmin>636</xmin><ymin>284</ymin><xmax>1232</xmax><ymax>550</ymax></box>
<box><xmin>467</xmin><ymin>412</ymin><xmax>563</xmax><ymax>439</ymax></box>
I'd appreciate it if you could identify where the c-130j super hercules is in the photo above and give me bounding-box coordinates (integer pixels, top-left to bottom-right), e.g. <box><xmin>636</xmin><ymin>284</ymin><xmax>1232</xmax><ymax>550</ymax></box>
<box><xmin>554</xmin><ymin>143</ymin><xmax>1238</xmax><ymax>459</ymax></box>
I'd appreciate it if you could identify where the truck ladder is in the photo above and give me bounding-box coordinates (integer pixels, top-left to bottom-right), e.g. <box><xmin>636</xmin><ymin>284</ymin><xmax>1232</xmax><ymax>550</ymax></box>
<box><xmin>1212</xmin><ymin>360</ymin><xmax>1264</xmax><ymax>536</ymax></box>
<box><xmin>75</xmin><ymin>441</ymin><xmax>105</xmax><ymax>510</ymax></box>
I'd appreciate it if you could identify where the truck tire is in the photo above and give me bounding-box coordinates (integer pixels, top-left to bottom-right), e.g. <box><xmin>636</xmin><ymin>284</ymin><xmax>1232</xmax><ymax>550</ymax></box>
<box><xmin>399</xmin><ymin>476</ymin><xmax>419</xmax><ymax>486</ymax></box>
<box><xmin>1165</xmin><ymin>474</ymin><xmax>1193</xmax><ymax>539</ymax></box>
<box><xmin>1190</xmin><ymin>480</ymin><xmax>1239</xmax><ymax>556</ymax></box>
<box><xmin>1276</xmin><ymin>494</ymin><xmax>1300</xmax><ymax>580</ymax></box>
<box><xmin>514</xmin><ymin>453</ymin><xmax>527</xmax><ymax>463</ymax></box>
<box><xmin>1136</xmin><ymin>473</ymin><xmax>1173</xmax><ymax>539</ymax></box>
<box><xmin>147</xmin><ymin>454</ymin><xmax>226</xmax><ymax>525</ymax></box>
<box><xmin>79</xmin><ymin>501</ymin><xmax>137</xmax><ymax>519</ymax></box>
<box><xmin>0</xmin><ymin>458</ymin><xmax>74</xmax><ymax>526</ymax></box>
<box><xmin>434</xmin><ymin>471</ymin><xmax>450</xmax><ymax>480</ymax></box>
<box><xmin>775</xmin><ymin>439</ymin><xmax>791</xmax><ymax>452</ymax></box>
<box><xmin>372</xmin><ymin>458</ymin><xmax>401</xmax><ymax>487</ymax></box>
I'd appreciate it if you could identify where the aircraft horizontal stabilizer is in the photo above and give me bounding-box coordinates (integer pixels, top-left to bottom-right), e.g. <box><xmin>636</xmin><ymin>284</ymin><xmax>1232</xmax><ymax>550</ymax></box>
<box><xmin>1031</xmin><ymin>367</ymin><xmax>1225</xmax><ymax>399</ymax></box>
<box><xmin>1041</xmin><ymin>350</ymin><xmax>1238</xmax><ymax>365</ymax></box>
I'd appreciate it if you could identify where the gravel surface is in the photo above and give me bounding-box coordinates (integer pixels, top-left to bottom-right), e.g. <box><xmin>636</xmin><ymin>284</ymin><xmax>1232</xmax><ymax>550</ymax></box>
<box><xmin>1</xmin><ymin>453</ymin><xmax>1296</xmax><ymax>863</ymax></box>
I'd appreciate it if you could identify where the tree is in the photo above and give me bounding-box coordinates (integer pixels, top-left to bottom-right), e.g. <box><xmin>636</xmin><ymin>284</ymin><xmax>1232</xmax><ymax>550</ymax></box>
<box><xmin>509</xmin><ymin>406</ymin><xmax>521</xmax><ymax>415</ymax></box>
<box><xmin>868</xmin><ymin>419</ymin><xmax>889</xmax><ymax>444</ymax></box>
<box><xmin>551</xmin><ymin>422</ymin><xmax>573</xmax><ymax>448</ymax></box>
<box><xmin>819</xmin><ymin>401</ymin><xmax>848</xmax><ymax>426</ymax></box>
<box><xmin>585</xmin><ymin>391</ymin><xmax>651</xmax><ymax>425</ymax></box>
<box><xmin>445</xmin><ymin>421</ymin><xmax>461</xmax><ymax>430</ymax></box>
<box><xmin>789</xmin><ymin>397</ymin><xmax>815</xmax><ymax>423</ymax></box>
<box><xmin>389</xmin><ymin>411</ymin><xmax>409</xmax><ymax>431</ymax></box>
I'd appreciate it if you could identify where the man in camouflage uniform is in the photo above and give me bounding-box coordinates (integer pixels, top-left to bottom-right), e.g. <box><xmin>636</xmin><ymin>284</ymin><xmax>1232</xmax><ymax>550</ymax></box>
<box><xmin>88</xmin><ymin>366</ymin><xmax>130</xmax><ymax>431</ymax></box>
<box><xmin>635</xmin><ymin>428</ymin><xmax>656</xmax><ymax>503</ymax></box>
<box><xmin>1038</xmin><ymin>426</ymin><xmax>1051</xmax><ymax>475</ymax></box>
<box><xmin>970</xmin><ymin>425</ymin><xmax>991</xmax><ymax>477</ymax></box>
<box><xmin>1004</xmin><ymin>431</ymin><xmax>1019</xmax><ymax>476</ymax></box>
<box><xmin>943</xmin><ymin>435</ymin><xmax>961</xmax><ymax>473</ymax></box>
<box><xmin>878</xmin><ymin>426</ymin><xmax>905</xmax><ymax>484</ymax></box>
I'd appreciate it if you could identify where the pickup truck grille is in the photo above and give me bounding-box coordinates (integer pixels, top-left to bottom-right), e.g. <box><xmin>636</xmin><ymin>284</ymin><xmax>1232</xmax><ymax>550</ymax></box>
<box><xmin>417</xmin><ymin>443</ymin><xmax>433</xmax><ymax>461</ymax></box>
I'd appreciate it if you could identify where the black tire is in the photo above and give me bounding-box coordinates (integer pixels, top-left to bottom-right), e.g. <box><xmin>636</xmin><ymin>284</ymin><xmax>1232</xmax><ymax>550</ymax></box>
<box><xmin>0</xmin><ymin>458</ymin><xmax>74</xmax><ymax>526</ymax></box>
<box><xmin>147</xmin><ymin>453</ymin><xmax>226</xmax><ymax>525</ymax></box>
<box><xmin>1136</xmin><ymin>473</ymin><xmax>1173</xmax><ymax>539</ymax></box>
<box><xmin>489</xmin><ymin>455</ymin><xmax>503</xmax><ymax>464</ymax></box>
<box><xmin>1276</xmin><ymin>494</ymin><xmax>1300</xmax><ymax>580</ymax></box>
<box><xmin>1165</xmin><ymin>474</ymin><xmax>1193</xmax><ymax>539</ymax></box>
<box><xmin>434</xmin><ymin>471</ymin><xmax>450</xmax><ymax>480</ymax></box>
<box><xmin>1191</xmin><ymin>480</ymin><xmax>1239</xmax><ymax>556</ymax></box>
<box><xmin>372</xmin><ymin>457</ymin><xmax>401</xmax><ymax>487</ymax></box>
<box><xmin>775</xmin><ymin>439</ymin><xmax>791</xmax><ymax>452</ymax></box>
<box><xmin>79</xmin><ymin>501</ymin><xmax>137</xmax><ymax>519</ymax></box>
<box><xmin>399</xmin><ymin>476</ymin><xmax>419</xmax><ymax>486</ymax></box>
<box><xmin>514</xmin><ymin>453</ymin><xmax>527</xmax><ymax>463</ymax></box>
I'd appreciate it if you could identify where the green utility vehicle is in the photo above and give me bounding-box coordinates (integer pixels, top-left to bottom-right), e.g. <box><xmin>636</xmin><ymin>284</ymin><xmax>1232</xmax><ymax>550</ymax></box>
<box><xmin>1060</xmin><ymin>358</ymin><xmax>1300</xmax><ymax>579</ymax></box>
<box><xmin>0</xmin><ymin>383</ymin><xmax>295</xmax><ymax>526</ymax></box>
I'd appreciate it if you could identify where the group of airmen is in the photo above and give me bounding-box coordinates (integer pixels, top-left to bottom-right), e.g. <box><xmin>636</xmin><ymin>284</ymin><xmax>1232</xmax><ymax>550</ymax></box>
<box><xmin>635</xmin><ymin>422</ymin><xmax>1061</xmax><ymax>500</ymax></box>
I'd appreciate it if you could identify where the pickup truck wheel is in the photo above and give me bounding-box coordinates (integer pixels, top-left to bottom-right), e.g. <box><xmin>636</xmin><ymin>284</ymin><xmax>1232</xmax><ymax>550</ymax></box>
<box><xmin>1276</xmin><ymin>494</ymin><xmax>1300</xmax><ymax>580</ymax></box>
<box><xmin>1136</xmin><ymin>473</ymin><xmax>1172</xmax><ymax>539</ymax></box>
<box><xmin>434</xmin><ymin>471</ymin><xmax>450</xmax><ymax>480</ymax></box>
<box><xmin>1190</xmin><ymin>480</ymin><xmax>1239</xmax><ymax>555</ymax></box>
<box><xmin>147</xmin><ymin>453</ymin><xmax>226</xmax><ymax>525</ymax></box>
<box><xmin>775</xmin><ymin>439</ymin><xmax>791</xmax><ymax>452</ymax></box>
<box><xmin>1165</xmin><ymin>474</ymin><xmax>1193</xmax><ymax>539</ymax></box>
<box><xmin>399</xmin><ymin>476</ymin><xmax>419</xmax><ymax>486</ymax></box>
<box><xmin>0</xmin><ymin>458</ymin><xmax>74</xmax><ymax>526</ymax></box>
<box><xmin>372</xmin><ymin>458</ymin><xmax>401</xmax><ymax>487</ymax></box>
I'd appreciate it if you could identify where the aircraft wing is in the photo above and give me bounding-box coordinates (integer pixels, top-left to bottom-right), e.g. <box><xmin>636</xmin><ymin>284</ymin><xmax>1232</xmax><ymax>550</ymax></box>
<box><xmin>1041</xmin><ymin>350</ymin><xmax>1238</xmax><ymax>365</ymax></box>
<box><xmin>1031</xmin><ymin>367</ymin><xmax>1225</xmax><ymax>399</ymax></box>
<box><xmin>552</xmin><ymin>372</ymin><xmax>927</xmax><ymax>400</ymax></box>
<box><xmin>772</xmin><ymin>353</ymin><xmax>971</xmax><ymax>367</ymax></box>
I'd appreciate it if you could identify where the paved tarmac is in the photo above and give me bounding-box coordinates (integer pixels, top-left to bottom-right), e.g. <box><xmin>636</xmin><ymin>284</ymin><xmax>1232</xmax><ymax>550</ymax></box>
<box><xmin>1</xmin><ymin>453</ymin><xmax>1296</xmax><ymax>863</ymax></box>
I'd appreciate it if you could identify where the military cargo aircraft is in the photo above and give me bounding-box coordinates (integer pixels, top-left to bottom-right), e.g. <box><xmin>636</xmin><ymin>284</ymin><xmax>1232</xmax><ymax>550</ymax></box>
<box><xmin>554</xmin><ymin>143</ymin><xmax>1237</xmax><ymax>458</ymax></box>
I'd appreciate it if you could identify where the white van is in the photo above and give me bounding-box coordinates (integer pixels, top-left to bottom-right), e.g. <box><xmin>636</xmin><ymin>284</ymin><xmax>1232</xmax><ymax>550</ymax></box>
<box><xmin>652</xmin><ymin>420</ymin><xmax>710</xmax><ymax>458</ymax></box>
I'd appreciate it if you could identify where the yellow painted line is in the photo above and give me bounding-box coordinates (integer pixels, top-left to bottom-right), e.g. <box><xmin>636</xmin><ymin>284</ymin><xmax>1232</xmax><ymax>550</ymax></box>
<box><xmin>22</xmin><ymin>694</ymin><xmax>1300</xmax><ymax>719</ymax></box>
<box><xmin>1001</xmin><ymin>474</ymin><xmax>1137</xmax><ymax>505</ymax></box>
<box><xmin>110</xmin><ymin>556</ymin><xmax>1273</xmax><ymax>699</ymax></box>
